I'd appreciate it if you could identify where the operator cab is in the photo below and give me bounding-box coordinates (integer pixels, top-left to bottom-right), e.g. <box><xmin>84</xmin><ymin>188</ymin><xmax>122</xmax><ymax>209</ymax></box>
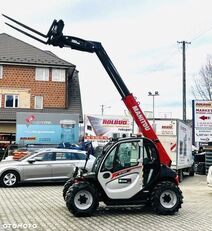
<box><xmin>93</xmin><ymin>137</ymin><xmax>160</xmax><ymax>199</ymax></box>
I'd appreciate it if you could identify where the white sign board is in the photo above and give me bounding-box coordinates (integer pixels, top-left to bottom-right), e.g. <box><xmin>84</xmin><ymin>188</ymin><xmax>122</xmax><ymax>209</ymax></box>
<box><xmin>84</xmin><ymin>115</ymin><xmax>133</xmax><ymax>146</ymax></box>
<box><xmin>193</xmin><ymin>100</ymin><xmax>212</xmax><ymax>142</ymax></box>
<box><xmin>153</xmin><ymin>120</ymin><xmax>177</xmax><ymax>136</ymax></box>
<box><xmin>177</xmin><ymin>120</ymin><xmax>193</xmax><ymax>167</ymax></box>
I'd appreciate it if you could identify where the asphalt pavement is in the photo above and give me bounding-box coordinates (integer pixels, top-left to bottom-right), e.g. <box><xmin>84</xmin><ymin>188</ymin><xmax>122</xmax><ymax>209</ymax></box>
<box><xmin>0</xmin><ymin>174</ymin><xmax>212</xmax><ymax>231</ymax></box>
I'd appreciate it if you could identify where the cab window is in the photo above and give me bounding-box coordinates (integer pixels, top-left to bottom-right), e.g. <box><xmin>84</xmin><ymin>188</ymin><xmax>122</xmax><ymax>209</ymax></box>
<box><xmin>143</xmin><ymin>139</ymin><xmax>158</xmax><ymax>164</ymax></box>
<box><xmin>101</xmin><ymin>141</ymin><xmax>140</xmax><ymax>173</ymax></box>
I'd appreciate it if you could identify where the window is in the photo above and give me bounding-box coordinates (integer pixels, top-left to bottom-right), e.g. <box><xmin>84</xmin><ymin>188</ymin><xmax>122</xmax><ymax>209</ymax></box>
<box><xmin>75</xmin><ymin>153</ymin><xmax>86</xmax><ymax>160</ymax></box>
<box><xmin>143</xmin><ymin>139</ymin><xmax>158</xmax><ymax>163</ymax></box>
<box><xmin>52</xmin><ymin>68</ymin><xmax>65</xmax><ymax>82</ymax></box>
<box><xmin>0</xmin><ymin>65</ymin><xmax>3</xmax><ymax>79</ymax></box>
<box><xmin>101</xmin><ymin>141</ymin><xmax>140</xmax><ymax>173</ymax></box>
<box><xmin>35</xmin><ymin>67</ymin><xmax>49</xmax><ymax>81</ymax></box>
<box><xmin>55</xmin><ymin>152</ymin><xmax>86</xmax><ymax>161</ymax></box>
<box><xmin>5</xmin><ymin>95</ymin><xmax>19</xmax><ymax>108</ymax></box>
<box><xmin>34</xmin><ymin>96</ymin><xmax>43</xmax><ymax>109</ymax></box>
<box><xmin>35</xmin><ymin>152</ymin><xmax>53</xmax><ymax>161</ymax></box>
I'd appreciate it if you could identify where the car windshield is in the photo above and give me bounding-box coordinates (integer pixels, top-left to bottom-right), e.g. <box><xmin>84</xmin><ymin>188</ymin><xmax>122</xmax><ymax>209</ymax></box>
<box><xmin>18</xmin><ymin>150</ymin><xmax>40</xmax><ymax>161</ymax></box>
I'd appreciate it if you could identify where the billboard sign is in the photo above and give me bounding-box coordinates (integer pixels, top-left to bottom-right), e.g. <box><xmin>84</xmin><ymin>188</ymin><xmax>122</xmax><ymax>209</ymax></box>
<box><xmin>192</xmin><ymin>100</ymin><xmax>212</xmax><ymax>143</ymax></box>
<box><xmin>16</xmin><ymin>112</ymin><xmax>79</xmax><ymax>144</ymax></box>
<box><xmin>84</xmin><ymin>115</ymin><xmax>133</xmax><ymax>145</ymax></box>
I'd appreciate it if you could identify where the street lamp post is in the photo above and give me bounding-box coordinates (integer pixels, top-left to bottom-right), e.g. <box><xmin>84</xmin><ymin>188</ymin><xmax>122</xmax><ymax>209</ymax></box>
<box><xmin>100</xmin><ymin>104</ymin><xmax>111</xmax><ymax>116</ymax></box>
<box><xmin>148</xmin><ymin>91</ymin><xmax>159</xmax><ymax>131</ymax></box>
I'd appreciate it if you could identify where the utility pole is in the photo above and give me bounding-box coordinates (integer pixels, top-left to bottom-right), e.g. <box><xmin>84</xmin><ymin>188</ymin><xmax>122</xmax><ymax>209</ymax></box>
<box><xmin>177</xmin><ymin>41</ymin><xmax>191</xmax><ymax>122</ymax></box>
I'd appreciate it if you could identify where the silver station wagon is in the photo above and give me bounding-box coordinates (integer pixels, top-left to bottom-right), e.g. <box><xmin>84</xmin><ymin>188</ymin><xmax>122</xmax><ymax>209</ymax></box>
<box><xmin>0</xmin><ymin>148</ymin><xmax>96</xmax><ymax>187</ymax></box>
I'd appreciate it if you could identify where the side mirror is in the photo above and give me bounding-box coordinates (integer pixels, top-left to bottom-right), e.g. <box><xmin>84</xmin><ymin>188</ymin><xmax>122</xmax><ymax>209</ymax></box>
<box><xmin>86</xmin><ymin>151</ymin><xmax>91</xmax><ymax>161</ymax></box>
<box><xmin>28</xmin><ymin>158</ymin><xmax>36</xmax><ymax>164</ymax></box>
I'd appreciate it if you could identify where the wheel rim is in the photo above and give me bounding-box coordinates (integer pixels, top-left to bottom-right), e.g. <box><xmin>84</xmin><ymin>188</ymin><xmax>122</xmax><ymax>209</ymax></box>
<box><xmin>160</xmin><ymin>190</ymin><xmax>177</xmax><ymax>209</ymax></box>
<box><xmin>3</xmin><ymin>173</ymin><xmax>17</xmax><ymax>186</ymax></box>
<box><xmin>74</xmin><ymin>190</ymin><xmax>93</xmax><ymax>210</ymax></box>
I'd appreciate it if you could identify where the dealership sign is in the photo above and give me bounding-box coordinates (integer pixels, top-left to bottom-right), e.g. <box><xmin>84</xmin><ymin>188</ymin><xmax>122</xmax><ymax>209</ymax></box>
<box><xmin>84</xmin><ymin>115</ymin><xmax>133</xmax><ymax>144</ymax></box>
<box><xmin>16</xmin><ymin>112</ymin><xmax>79</xmax><ymax>144</ymax></box>
<box><xmin>192</xmin><ymin>100</ymin><xmax>212</xmax><ymax>143</ymax></box>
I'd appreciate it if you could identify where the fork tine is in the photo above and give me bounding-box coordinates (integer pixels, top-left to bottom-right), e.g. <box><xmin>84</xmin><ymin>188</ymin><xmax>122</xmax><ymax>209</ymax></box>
<box><xmin>5</xmin><ymin>22</ymin><xmax>47</xmax><ymax>44</ymax></box>
<box><xmin>2</xmin><ymin>14</ymin><xmax>48</xmax><ymax>38</ymax></box>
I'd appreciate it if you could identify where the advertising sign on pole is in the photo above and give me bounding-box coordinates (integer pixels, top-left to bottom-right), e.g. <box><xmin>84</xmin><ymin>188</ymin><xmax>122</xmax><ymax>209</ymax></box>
<box><xmin>16</xmin><ymin>112</ymin><xmax>79</xmax><ymax>144</ymax></box>
<box><xmin>192</xmin><ymin>100</ymin><xmax>212</xmax><ymax>143</ymax></box>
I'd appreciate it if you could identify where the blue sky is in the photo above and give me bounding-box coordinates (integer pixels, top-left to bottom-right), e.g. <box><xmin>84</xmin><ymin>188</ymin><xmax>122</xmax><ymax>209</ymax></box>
<box><xmin>1</xmin><ymin>0</ymin><xmax>212</xmax><ymax>119</ymax></box>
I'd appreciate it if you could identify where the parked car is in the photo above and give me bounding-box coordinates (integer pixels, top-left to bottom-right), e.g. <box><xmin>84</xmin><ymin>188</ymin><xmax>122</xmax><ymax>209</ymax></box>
<box><xmin>207</xmin><ymin>166</ymin><xmax>212</xmax><ymax>188</ymax></box>
<box><xmin>2</xmin><ymin>143</ymin><xmax>59</xmax><ymax>161</ymax></box>
<box><xmin>0</xmin><ymin>148</ymin><xmax>96</xmax><ymax>187</ymax></box>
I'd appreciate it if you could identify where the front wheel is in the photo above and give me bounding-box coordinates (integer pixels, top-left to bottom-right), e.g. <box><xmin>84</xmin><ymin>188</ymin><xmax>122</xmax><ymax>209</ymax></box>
<box><xmin>63</xmin><ymin>178</ymin><xmax>75</xmax><ymax>200</ymax></box>
<box><xmin>1</xmin><ymin>171</ymin><xmax>19</xmax><ymax>187</ymax></box>
<box><xmin>151</xmin><ymin>181</ymin><xmax>183</xmax><ymax>215</ymax></box>
<box><xmin>66</xmin><ymin>182</ymin><xmax>99</xmax><ymax>217</ymax></box>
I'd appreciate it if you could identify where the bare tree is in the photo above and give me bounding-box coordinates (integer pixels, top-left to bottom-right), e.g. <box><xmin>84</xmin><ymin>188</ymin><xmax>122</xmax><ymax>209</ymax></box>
<box><xmin>192</xmin><ymin>58</ymin><xmax>212</xmax><ymax>100</ymax></box>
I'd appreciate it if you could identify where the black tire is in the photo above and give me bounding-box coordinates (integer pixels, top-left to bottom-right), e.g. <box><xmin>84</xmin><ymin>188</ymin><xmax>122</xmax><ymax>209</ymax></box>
<box><xmin>66</xmin><ymin>182</ymin><xmax>99</xmax><ymax>217</ymax></box>
<box><xmin>189</xmin><ymin>164</ymin><xmax>195</xmax><ymax>176</ymax></box>
<box><xmin>0</xmin><ymin>171</ymin><xmax>19</xmax><ymax>187</ymax></box>
<box><xmin>63</xmin><ymin>178</ymin><xmax>75</xmax><ymax>200</ymax></box>
<box><xmin>151</xmin><ymin>181</ymin><xmax>183</xmax><ymax>215</ymax></box>
<box><xmin>178</xmin><ymin>169</ymin><xmax>183</xmax><ymax>182</ymax></box>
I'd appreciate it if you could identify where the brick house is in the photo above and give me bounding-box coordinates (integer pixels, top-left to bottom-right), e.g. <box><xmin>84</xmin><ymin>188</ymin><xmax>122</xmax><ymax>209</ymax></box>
<box><xmin>0</xmin><ymin>33</ymin><xmax>83</xmax><ymax>144</ymax></box>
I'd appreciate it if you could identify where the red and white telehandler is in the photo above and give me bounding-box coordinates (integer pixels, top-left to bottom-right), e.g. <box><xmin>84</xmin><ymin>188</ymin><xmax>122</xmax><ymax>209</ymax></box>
<box><xmin>3</xmin><ymin>14</ymin><xmax>183</xmax><ymax>216</ymax></box>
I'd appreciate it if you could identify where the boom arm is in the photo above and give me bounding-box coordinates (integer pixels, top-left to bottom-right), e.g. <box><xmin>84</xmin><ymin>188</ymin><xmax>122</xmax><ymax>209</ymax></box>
<box><xmin>3</xmin><ymin>14</ymin><xmax>171</xmax><ymax>166</ymax></box>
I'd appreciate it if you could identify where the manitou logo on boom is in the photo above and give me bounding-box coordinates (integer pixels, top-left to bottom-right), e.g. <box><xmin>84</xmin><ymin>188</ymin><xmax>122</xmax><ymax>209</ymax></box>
<box><xmin>132</xmin><ymin>106</ymin><xmax>150</xmax><ymax>131</ymax></box>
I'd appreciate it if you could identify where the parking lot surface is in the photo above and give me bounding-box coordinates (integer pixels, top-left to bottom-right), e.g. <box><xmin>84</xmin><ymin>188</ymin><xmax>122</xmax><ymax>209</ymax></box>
<box><xmin>0</xmin><ymin>174</ymin><xmax>212</xmax><ymax>231</ymax></box>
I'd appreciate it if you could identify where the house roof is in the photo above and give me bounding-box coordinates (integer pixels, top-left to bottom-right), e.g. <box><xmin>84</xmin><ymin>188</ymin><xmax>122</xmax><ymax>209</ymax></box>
<box><xmin>0</xmin><ymin>33</ymin><xmax>75</xmax><ymax>68</ymax></box>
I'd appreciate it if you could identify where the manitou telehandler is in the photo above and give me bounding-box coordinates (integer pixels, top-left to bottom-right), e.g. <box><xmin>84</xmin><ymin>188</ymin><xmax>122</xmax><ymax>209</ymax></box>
<box><xmin>3</xmin><ymin>14</ymin><xmax>183</xmax><ymax>217</ymax></box>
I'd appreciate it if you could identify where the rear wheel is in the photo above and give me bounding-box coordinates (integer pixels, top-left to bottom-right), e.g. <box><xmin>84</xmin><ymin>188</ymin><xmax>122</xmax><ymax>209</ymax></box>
<box><xmin>151</xmin><ymin>181</ymin><xmax>183</xmax><ymax>215</ymax></box>
<box><xmin>1</xmin><ymin>171</ymin><xmax>19</xmax><ymax>187</ymax></box>
<box><xmin>66</xmin><ymin>182</ymin><xmax>99</xmax><ymax>217</ymax></box>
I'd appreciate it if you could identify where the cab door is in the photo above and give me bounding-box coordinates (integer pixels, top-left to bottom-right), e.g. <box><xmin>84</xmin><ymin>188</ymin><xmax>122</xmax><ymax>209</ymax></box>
<box><xmin>98</xmin><ymin>139</ymin><xmax>143</xmax><ymax>199</ymax></box>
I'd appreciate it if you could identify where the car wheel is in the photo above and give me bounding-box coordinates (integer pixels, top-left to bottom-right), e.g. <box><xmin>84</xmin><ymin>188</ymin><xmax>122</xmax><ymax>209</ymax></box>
<box><xmin>1</xmin><ymin>171</ymin><xmax>19</xmax><ymax>187</ymax></box>
<box><xmin>63</xmin><ymin>178</ymin><xmax>75</xmax><ymax>200</ymax></box>
<box><xmin>151</xmin><ymin>181</ymin><xmax>183</xmax><ymax>215</ymax></box>
<box><xmin>66</xmin><ymin>182</ymin><xmax>99</xmax><ymax>217</ymax></box>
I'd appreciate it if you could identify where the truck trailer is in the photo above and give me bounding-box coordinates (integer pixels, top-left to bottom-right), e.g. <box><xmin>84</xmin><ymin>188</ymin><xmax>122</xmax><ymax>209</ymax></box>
<box><xmin>148</xmin><ymin>119</ymin><xmax>194</xmax><ymax>181</ymax></box>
